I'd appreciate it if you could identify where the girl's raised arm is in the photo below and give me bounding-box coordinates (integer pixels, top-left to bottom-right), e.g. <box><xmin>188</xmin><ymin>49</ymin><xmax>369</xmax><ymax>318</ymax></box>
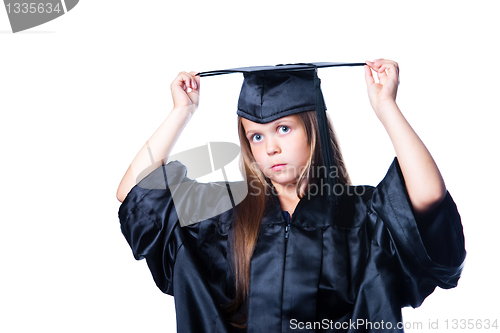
<box><xmin>116</xmin><ymin>71</ymin><xmax>200</xmax><ymax>203</ymax></box>
<box><xmin>364</xmin><ymin>59</ymin><xmax>447</xmax><ymax>215</ymax></box>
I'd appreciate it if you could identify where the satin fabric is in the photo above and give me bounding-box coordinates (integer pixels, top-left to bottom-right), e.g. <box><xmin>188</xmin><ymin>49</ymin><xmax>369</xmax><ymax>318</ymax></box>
<box><xmin>118</xmin><ymin>158</ymin><xmax>465</xmax><ymax>333</ymax></box>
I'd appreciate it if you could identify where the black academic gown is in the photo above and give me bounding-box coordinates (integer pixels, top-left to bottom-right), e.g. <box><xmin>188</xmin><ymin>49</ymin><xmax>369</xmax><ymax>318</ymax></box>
<box><xmin>118</xmin><ymin>158</ymin><xmax>466</xmax><ymax>333</ymax></box>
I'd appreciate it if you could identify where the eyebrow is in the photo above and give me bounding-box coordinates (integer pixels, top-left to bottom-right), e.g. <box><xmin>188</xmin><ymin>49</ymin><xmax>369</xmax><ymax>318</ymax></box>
<box><xmin>245</xmin><ymin>119</ymin><xmax>295</xmax><ymax>136</ymax></box>
<box><xmin>245</xmin><ymin>130</ymin><xmax>258</xmax><ymax>139</ymax></box>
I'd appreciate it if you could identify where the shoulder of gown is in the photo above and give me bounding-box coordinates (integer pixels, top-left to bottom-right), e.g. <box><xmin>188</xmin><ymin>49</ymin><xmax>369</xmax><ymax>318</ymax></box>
<box><xmin>365</xmin><ymin>157</ymin><xmax>466</xmax><ymax>307</ymax></box>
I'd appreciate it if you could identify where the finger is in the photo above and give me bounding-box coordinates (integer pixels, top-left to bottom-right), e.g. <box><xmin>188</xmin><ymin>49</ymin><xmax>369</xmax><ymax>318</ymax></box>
<box><xmin>375</xmin><ymin>60</ymin><xmax>398</xmax><ymax>73</ymax></box>
<box><xmin>375</xmin><ymin>59</ymin><xmax>397</xmax><ymax>75</ymax></box>
<box><xmin>372</xmin><ymin>60</ymin><xmax>400</xmax><ymax>87</ymax></box>
<box><xmin>187</xmin><ymin>89</ymin><xmax>200</xmax><ymax>105</ymax></box>
<box><xmin>379</xmin><ymin>60</ymin><xmax>397</xmax><ymax>68</ymax></box>
<box><xmin>380</xmin><ymin>64</ymin><xmax>398</xmax><ymax>82</ymax></box>
<box><xmin>187</xmin><ymin>85</ymin><xmax>200</xmax><ymax>106</ymax></box>
<box><xmin>171</xmin><ymin>72</ymin><xmax>189</xmax><ymax>88</ymax></box>
<box><xmin>373</xmin><ymin>58</ymin><xmax>386</xmax><ymax>67</ymax></box>
<box><xmin>369</xmin><ymin>59</ymin><xmax>389</xmax><ymax>74</ymax></box>
<box><xmin>364</xmin><ymin>65</ymin><xmax>375</xmax><ymax>85</ymax></box>
<box><xmin>365</xmin><ymin>60</ymin><xmax>378</xmax><ymax>71</ymax></box>
<box><xmin>189</xmin><ymin>71</ymin><xmax>200</xmax><ymax>91</ymax></box>
<box><xmin>186</xmin><ymin>74</ymin><xmax>195</xmax><ymax>90</ymax></box>
<box><xmin>172</xmin><ymin>72</ymin><xmax>197</xmax><ymax>91</ymax></box>
<box><xmin>387</xmin><ymin>61</ymin><xmax>400</xmax><ymax>78</ymax></box>
<box><xmin>369</xmin><ymin>59</ymin><xmax>382</xmax><ymax>70</ymax></box>
<box><xmin>377</xmin><ymin>66</ymin><xmax>388</xmax><ymax>83</ymax></box>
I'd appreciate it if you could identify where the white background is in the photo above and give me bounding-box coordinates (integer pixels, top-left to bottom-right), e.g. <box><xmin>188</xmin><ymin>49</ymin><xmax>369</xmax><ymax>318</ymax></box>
<box><xmin>1</xmin><ymin>1</ymin><xmax>499</xmax><ymax>332</ymax></box>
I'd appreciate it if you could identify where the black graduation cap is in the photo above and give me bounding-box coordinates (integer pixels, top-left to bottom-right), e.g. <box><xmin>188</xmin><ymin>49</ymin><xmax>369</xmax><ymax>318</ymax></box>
<box><xmin>198</xmin><ymin>62</ymin><xmax>365</xmax><ymax>205</ymax></box>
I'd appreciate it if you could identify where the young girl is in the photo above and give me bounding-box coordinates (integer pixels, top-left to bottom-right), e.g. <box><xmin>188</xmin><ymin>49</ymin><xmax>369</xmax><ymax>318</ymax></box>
<box><xmin>117</xmin><ymin>59</ymin><xmax>465</xmax><ymax>332</ymax></box>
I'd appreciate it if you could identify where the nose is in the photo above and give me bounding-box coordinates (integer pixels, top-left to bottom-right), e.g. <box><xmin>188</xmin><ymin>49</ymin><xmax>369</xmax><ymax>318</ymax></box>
<box><xmin>266</xmin><ymin>137</ymin><xmax>281</xmax><ymax>156</ymax></box>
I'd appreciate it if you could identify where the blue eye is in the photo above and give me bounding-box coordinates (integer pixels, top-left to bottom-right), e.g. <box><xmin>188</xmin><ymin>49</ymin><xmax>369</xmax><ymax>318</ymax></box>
<box><xmin>278</xmin><ymin>126</ymin><xmax>290</xmax><ymax>134</ymax></box>
<box><xmin>252</xmin><ymin>134</ymin><xmax>263</xmax><ymax>142</ymax></box>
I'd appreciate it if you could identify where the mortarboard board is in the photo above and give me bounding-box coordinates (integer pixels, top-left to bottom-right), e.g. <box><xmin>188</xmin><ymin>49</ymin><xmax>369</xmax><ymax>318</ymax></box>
<box><xmin>198</xmin><ymin>62</ymin><xmax>365</xmax><ymax>205</ymax></box>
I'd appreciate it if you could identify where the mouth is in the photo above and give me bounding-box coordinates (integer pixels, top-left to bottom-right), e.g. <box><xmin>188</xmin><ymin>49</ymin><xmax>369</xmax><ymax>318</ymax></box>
<box><xmin>271</xmin><ymin>164</ymin><xmax>287</xmax><ymax>171</ymax></box>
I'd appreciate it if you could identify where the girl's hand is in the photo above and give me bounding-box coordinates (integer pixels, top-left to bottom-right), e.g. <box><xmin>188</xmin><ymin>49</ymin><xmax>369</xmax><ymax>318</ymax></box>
<box><xmin>364</xmin><ymin>59</ymin><xmax>399</xmax><ymax>116</ymax></box>
<box><xmin>170</xmin><ymin>71</ymin><xmax>201</xmax><ymax>110</ymax></box>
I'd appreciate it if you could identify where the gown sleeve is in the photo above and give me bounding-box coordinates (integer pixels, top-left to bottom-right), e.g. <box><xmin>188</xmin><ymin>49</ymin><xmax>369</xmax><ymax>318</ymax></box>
<box><xmin>369</xmin><ymin>157</ymin><xmax>466</xmax><ymax>308</ymax></box>
<box><xmin>118</xmin><ymin>161</ymin><xmax>188</xmax><ymax>295</ymax></box>
<box><xmin>118</xmin><ymin>160</ymin><xmax>246</xmax><ymax>296</ymax></box>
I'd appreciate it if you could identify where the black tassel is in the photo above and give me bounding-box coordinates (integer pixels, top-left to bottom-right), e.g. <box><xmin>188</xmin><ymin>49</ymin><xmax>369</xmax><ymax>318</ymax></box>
<box><xmin>313</xmin><ymin>70</ymin><xmax>338</xmax><ymax>205</ymax></box>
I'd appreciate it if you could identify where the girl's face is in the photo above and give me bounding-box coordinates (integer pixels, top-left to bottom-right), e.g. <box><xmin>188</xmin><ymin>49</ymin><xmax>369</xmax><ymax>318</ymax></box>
<box><xmin>241</xmin><ymin>115</ymin><xmax>310</xmax><ymax>188</ymax></box>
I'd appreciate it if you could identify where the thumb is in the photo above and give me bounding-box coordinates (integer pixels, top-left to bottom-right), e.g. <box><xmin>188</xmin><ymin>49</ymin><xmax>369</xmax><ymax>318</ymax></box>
<box><xmin>364</xmin><ymin>65</ymin><xmax>375</xmax><ymax>86</ymax></box>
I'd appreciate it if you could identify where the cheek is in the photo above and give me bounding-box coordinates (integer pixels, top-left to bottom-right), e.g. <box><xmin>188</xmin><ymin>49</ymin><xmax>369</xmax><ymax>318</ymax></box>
<box><xmin>292</xmin><ymin>136</ymin><xmax>310</xmax><ymax>166</ymax></box>
<box><xmin>296</xmin><ymin>150</ymin><xmax>309</xmax><ymax>169</ymax></box>
<box><xmin>250</xmin><ymin>147</ymin><xmax>266</xmax><ymax>169</ymax></box>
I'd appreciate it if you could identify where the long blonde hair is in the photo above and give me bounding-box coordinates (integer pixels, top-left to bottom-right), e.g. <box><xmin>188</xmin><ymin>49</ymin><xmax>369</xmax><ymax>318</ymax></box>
<box><xmin>225</xmin><ymin>110</ymin><xmax>350</xmax><ymax>327</ymax></box>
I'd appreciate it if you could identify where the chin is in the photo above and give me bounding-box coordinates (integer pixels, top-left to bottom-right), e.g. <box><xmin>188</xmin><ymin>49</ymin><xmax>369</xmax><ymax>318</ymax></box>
<box><xmin>272</xmin><ymin>177</ymin><xmax>298</xmax><ymax>187</ymax></box>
